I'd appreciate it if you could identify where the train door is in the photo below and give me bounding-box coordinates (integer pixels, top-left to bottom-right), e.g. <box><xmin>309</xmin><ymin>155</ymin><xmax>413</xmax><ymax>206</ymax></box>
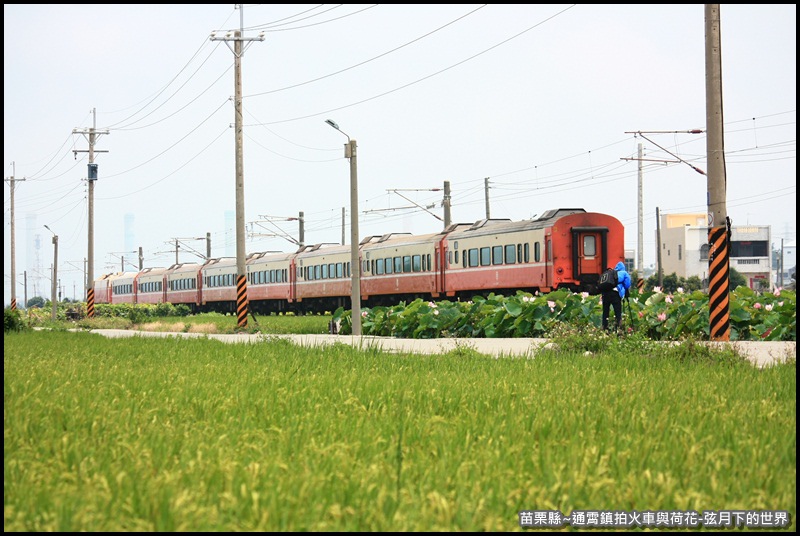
<box><xmin>574</xmin><ymin>229</ymin><xmax>604</xmax><ymax>278</ymax></box>
<box><xmin>289</xmin><ymin>258</ymin><xmax>297</xmax><ymax>303</ymax></box>
<box><xmin>434</xmin><ymin>242</ymin><xmax>446</xmax><ymax>297</ymax></box>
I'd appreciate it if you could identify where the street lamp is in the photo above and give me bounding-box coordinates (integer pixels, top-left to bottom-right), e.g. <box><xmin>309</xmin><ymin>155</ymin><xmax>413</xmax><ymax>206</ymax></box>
<box><xmin>44</xmin><ymin>225</ymin><xmax>58</xmax><ymax>321</ymax></box>
<box><xmin>325</xmin><ymin>119</ymin><xmax>362</xmax><ymax>336</ymax></box>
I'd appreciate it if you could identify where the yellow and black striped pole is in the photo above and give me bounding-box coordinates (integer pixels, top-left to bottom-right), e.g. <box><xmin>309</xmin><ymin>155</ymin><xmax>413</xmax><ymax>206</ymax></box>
<box><xmin>86</xmin><ymin>287</ymin><xmax>95</xmax><ymax>318</ymax></box>
<box><xmin>10</xmin><ymin>298</ymin><xmax>16</xmax><ymax>311</ymax></box>
<box><xmin>236</xmin><ymin>275</ymin><xmax>248</xmax><ymax>329</ymax></box>
<box><xmin>708</xmin><ymin>222</ymin><xmax>730</xmax><ymax>340</ymax></box>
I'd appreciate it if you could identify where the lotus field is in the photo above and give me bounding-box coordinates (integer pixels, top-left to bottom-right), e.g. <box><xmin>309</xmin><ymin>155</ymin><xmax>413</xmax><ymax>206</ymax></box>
<box><xmin>334</xmin><ymin>286</ymin><xmax>796</xmax><ymax>341</ymax></box>
<box><xmin>4</xmin><ymin>328</ymin><xmax>796</xmax><ymax>531</ymax></box>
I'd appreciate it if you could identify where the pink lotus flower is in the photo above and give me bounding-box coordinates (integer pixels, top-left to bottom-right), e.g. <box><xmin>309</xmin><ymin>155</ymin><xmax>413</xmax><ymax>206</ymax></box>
<box><xmin>657</xmin><ymin>312</ymin><xmax>667</xmax><ymax>322</ymax></box>
<box><xmin>774</xmin><ymin>287</ymin><xmax>782</xmax><ymax>296</ymax></box>
<box><xmin>638</xmin><ymin>311</ymin><xmax>644</xmax><ymax>318</ymax></box>
<box><xmin>547</xmin><ymin>300</ymin><xmax>556</xmax><ymax>312</ymax></box>
<box><xmin>765</xmin><ymin>304</ymin><xmax>773</xmax><ymax>311</ymax></box>
<box><xmin>665</xmin><ymin>295</ymin><xmax>673</xmax><ymax>304</ymax></box>
<box><xmin>753</xmin><ymin>302</ymin><xmax>762</xmax><ymax>309</ymax></box>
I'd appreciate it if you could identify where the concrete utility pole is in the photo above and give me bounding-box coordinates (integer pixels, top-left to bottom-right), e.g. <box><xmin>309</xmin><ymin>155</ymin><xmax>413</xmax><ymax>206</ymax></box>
<box><xmin>298</xmin><ymin>212</ymin><xmax>305</xmax><ymax>248</ymax></box>
<box><xmin>656</xmin><ymin>207</ymin><xmax>663</xmax><ymax>288</ymax></box>
<box><xmin>73</xmin><ymin>108</ymin><xmax>109</xmax><ymax>317</ymax></box>
<box><xmin>5</xmin><ymin>162</ymin><xmax>26</xmax><ymax>310</ymax></box>
<box><xmin>484</xmin><ymin>177</ymin><xmax>491</xmax><ymax>219</ymax></box>
<box><xmin>637</xmin><ymin>143</ymin><xmax>644</xmax><ymax>272</ymax></box>
<box><xmin>341</xmin><ymin>207</ymin><xmax>346</xmax><ymax>246</ymax></box>
<box><xmin>705</xmin><ymin>4</ymin><xmax>730</xmax><ymax>341</ymax></box>
<box><xmin>210</xmin><ymin>6</ymin><xmax>264</xmax><ymax>329</ymax></box>
<box><xmin>326</xmin><ymin>119</ymin><xmax>362</xmax><ymax>336</ymax></box>
<box><xmin>443</xmin><ymin>181</ymin><xmax>451</xmax><ymax>228</ymax></box>
<box><xmin>44</xmin><ymin>225</ymin><xmax>58</xmax><ymax>321</ymax></box>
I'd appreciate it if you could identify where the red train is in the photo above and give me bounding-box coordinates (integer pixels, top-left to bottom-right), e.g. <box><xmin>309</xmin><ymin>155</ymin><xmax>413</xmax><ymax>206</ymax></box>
<box><xmin>93</xmin><ymin>208</ymin><xmax>625</xmax><ymax>313</ymax></box>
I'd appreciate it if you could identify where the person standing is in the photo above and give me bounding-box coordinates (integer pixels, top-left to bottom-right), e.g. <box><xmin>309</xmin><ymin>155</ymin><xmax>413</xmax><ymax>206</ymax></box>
<box><xmin>602</xmin><ymin>261</ymin><xmax>632</xmax><ymax>332</ymax></box>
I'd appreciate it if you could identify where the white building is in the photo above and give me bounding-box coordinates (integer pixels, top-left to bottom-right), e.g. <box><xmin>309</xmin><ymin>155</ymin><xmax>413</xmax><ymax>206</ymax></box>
<box><xmin>658</xmin><ymin>213</ymin><xmax>773</xmax><ymax>290</ymax></box>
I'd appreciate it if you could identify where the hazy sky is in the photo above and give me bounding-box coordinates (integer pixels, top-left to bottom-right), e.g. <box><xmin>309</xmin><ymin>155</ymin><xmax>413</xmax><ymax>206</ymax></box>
<box><xmin>4</xmin><ymin>4</ymin><xmax>796</xmax><ymax>303</ymax></box>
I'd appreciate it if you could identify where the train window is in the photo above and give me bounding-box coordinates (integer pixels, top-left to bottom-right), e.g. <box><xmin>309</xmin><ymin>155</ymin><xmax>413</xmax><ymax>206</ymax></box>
<box><xmin>412</xmin><ymin>255</ymin><xmax>421</xmax><ymax>272</ymax></box>
<box><xmin>517</xmin><ymin>244</ymin><xmax>522</xmax><ymax>264</ymax></box>
<box><xmin>468</xmin><ymin>248</ymin><xmax>479</xmax><ymax>267</ymax></box>
<box><xmin>505</xmin><ymin>244</ymin><xmax>516</xmax><ymax>264</ymax></box>
<box><xmin>448</xmin><ymin>251</ymin><xmax>453</xmax><ymax>265</ymax></box>
<box><xmin>394</xmin><ymin>257</ymin><xmax>403</xmax><ymax>273</ymax></box>
<box><xmin>583</xmin><ymin>236</ymin><xmax>596</xmax><ymax>256</ymax></box>
<box><xmin>524</xmin><ymin>243</ymin><xmax>530</xmax><ymax>263</ymax></box>
<box><xmin>422</xmin><ymin>255</ymin><xmax>427</xmax><ymax>271</ymax></box>
<box><xmin>337</xmin><ymin>263</ymin><xmax>343</xmax><ymax>278</ymax></box>
<box><xmin>492</xmin><ymin>245</ymin><xmax>503</xmax><ymax>265</ymax></box>
<box><xmin>534</xmin><ymin>242</ymin><xmax>541</xmax><ymax>262</ymax></box>
<box><xmin>403</xmin><ymin>256</ymin><xmax>412</xmax><ymax>273</ymax></box>
<box><xmin>279</xmin><ymin>270</ymin><xmax>284</xmax><ymax>283</ymax></box>
<box><xmin>321</xmin><ymin>264</ymin><xmax>328</xmax><ymax>279</ymax></box>
<box><xmin>329</xmin><ymin>263</ymin><xmax>336</xmax><ymax>277</ymax></box>
<box><xmin>346</xmin><ymin>262</ymin><xmax>351</xmax><ymax>278</ymax></box>
<box><xmin>480</xmin><ymin>247</ymin><xmax>491</xmax><ymax>266</ymax></box>
<box><xmin>375</xmin><ymin>260</ymin><xmax>384</xmax><ymax>275</ymax></box>
<box><xmin>383</xmin><ymin>258</ymin><xmax>391</xmax><ymax>274</ymax></box>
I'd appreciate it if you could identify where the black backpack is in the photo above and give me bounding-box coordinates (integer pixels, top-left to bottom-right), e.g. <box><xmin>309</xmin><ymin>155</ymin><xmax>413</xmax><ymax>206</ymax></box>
<box><xmin>597</xmin><ymin>267</ymin><xmax>618</xmax><ymax>292</ymax></box>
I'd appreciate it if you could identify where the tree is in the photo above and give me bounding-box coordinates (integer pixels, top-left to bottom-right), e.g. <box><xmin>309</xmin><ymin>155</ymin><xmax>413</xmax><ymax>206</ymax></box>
<box><xmin>729</xmin><ymin>267</ymin><xmax>746</xmax><ymax>290</ymax></box>
<box><xmin>27</xmin><ymin>296</ymin><xmax>45</xmax><ymax>308</ymax></box>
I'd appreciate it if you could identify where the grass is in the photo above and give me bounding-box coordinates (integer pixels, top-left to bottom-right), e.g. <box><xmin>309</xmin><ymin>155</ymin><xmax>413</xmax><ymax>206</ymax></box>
<box><xmin>4</xmin><ymin>330</ymin><xmax>795</xmax><ymax>532</ymax></box>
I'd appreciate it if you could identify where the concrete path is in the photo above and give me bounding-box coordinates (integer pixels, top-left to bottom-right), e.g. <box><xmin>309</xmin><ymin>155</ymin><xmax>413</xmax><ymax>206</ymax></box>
<box><xmin>82</xmin><ymin>329</ymin><xmax>795</xmax><ymax>368</ymax></box>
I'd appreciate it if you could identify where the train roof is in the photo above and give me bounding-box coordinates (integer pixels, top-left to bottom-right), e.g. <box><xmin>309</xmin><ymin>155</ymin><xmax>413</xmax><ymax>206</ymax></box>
<box><xmin>443</xmin><ymin>209</ymin><xmax>593</xmax><ymax>238</ymax></box>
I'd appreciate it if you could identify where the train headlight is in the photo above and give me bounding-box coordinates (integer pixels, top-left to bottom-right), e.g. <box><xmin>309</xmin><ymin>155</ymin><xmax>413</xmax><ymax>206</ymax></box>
<box><xmin>556</xmin><ymin>267</ymin><xmax>564</xmax><ymax>274</ymax></box>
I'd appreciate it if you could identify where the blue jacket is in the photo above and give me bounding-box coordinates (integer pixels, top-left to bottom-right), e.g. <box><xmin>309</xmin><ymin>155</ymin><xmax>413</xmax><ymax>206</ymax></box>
<box><xmin>614</xmin><ymin>261</ymin><xmax>632</xmax><ymax>299</ymax></box>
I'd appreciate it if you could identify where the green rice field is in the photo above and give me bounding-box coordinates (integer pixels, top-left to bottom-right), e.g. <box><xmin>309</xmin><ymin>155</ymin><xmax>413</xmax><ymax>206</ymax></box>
<box><xmin>4</xmin><ymin>330</ymin><xmax>796</xmax><ymax>531</ymax></box>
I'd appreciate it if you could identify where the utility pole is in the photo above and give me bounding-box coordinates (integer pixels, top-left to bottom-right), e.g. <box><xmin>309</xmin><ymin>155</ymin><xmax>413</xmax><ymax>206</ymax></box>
<box><xmin>73</xmin><ymin>108</ymin><xmax>109</xmax><ymax>317</ymax></box>
<box><xmin>5</xmin><ymin>162</ymin><xmax>25</xmax><ymax>310</ymax></box>
<box><xmin>210</xmin><ymin>6</ymin><xmax>264</xmax><ymax>329</ymax></box>
<box><xmin>298</xmin><ymin>212</ymin><xmax>305</xmax><ymax>248</ymax></box>
<box><xmin>139</xmin><ymin>247</ymin><xmax>144</xmax><ymax>270</ymax></box>
<box><xmin>44</xmin><ymin>225</ymin><xmax>58</xmax><ymax>321</ymax></box>
<box><xmin>656</xmin><ymin>207</ymin><xmax>663</xmax><ymax>288</ymax></box>
<box><xmin>443</xmin><ymin>181</ymin><xmax>451</xmax><ymax>228</ymax></box>
<box><xmin>484</xmin><ymin>177</ymin><xmax>491</xmax><ymax>219</ymax></box>
<box><xmin>637</xmin><ymin>143</ymin><xmax>644</xmax><ymax>273</ymax></box>
<box><xmin>341</xmin><ymin>207</ymin><xmax>346</xmax><ymax>246</ymax></box>
<box><xmin>705</xmin><ymin>4</ymin><xmax>730</xmax><ymax>341</ymax></box>
<box><xmin>206</xmin><ymin>232</ymin><xmax>212</xmax><ymax>259</ymax></box>
<box><xmin>779</xmin><ymin>238</ymin><xmax>784</xmax><ymax>288</ymax></box>
<box><xmin>23</xmin><ymin>270</ymin><xmax>27</xmax><ymax>310</ymax></box>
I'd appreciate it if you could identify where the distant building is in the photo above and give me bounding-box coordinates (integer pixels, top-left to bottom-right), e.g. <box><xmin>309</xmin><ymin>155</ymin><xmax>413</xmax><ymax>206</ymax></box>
<box><xmin>658</xmin><ymin>213</ymin><xmax>773</xmax><ymax>290</ymax></box>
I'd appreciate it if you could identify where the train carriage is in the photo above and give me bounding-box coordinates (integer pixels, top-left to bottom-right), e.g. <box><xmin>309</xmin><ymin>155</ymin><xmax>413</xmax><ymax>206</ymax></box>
<box><xmin>136</xmin><ymin>267</ymin><xmax>168</xmax><ymax>305</ymax></box>
<box><xmin>108</xmin><ymin>271</ymin><xmax>138</xmax><ymax>304</ymax></box>
<box><xmin>165</xmin><ymin>262</ymin><xmax>203</xmax><ymax>311</ymax></box>
<box><xmin>293</xmin><ymin>243</ymin><xmax>353</xmax><ymax>312</ymax></box>
<box><xmin>246</xmin><ymin>251</ymin><xmax>295</xmax><ymax>314</ymax></box>
<box><xmin>360</xmin><ymin>232</ymin><xmax>443</xmax><ymax>306</ymax></box>
<box><xmin>200</xmin><ymin>257</ymin><xmax>237</xmax><ymax>312</ymax></box>
<box><xmin>442</xmin><ymin>208</ymin><xmax>624</xmax><ymax>299</ymax></box>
